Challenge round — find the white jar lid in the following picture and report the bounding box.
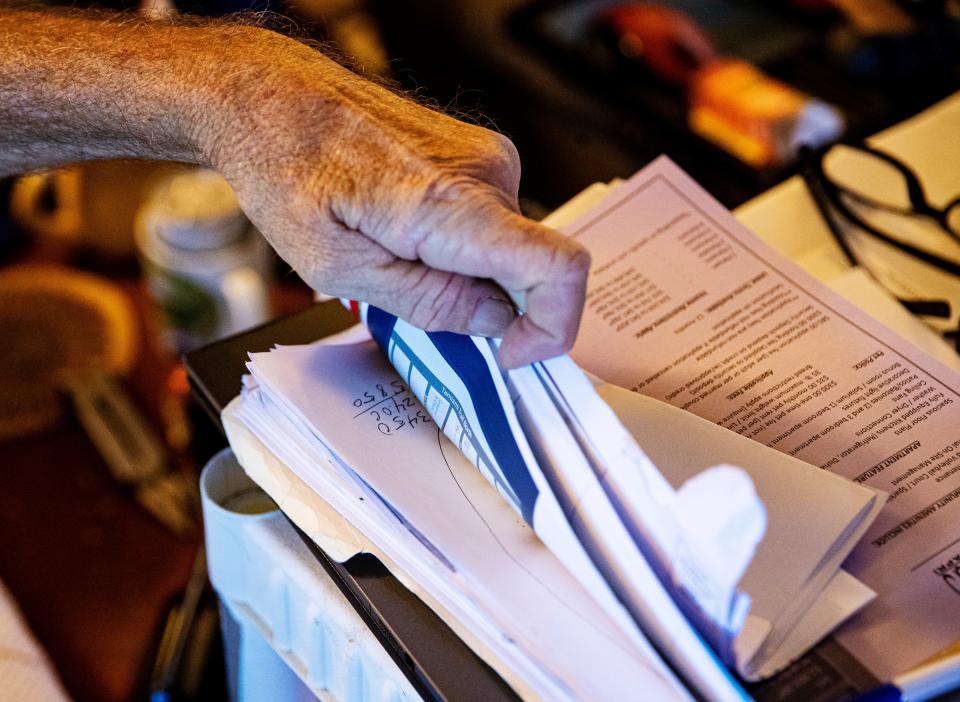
[146,168,249,252]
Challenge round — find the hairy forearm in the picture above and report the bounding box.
[0,8,354,177]
[0,6,591,365]
[1,8,203,173]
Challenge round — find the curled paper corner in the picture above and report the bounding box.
[667,465,766,666]
[675,464,767,592]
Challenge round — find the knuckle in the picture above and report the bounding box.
[567,244,593,274]
[417,172,507,227]
[400,172,477,252]
[553,241,592,277]
[424,171,475,202]
[483,131,520,166]
[477,131,521,187]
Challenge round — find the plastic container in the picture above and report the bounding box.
[200,448,418,702]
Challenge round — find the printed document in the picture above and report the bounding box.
[355,303,760,701]
[240,338,692,701]
[566,156,960,678]
[240,312,880,694]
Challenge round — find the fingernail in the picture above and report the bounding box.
[468,298,516,337]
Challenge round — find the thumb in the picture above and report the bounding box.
[408,192,591,367]
[344,255,518,338]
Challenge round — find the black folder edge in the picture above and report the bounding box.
[185,301,518,702]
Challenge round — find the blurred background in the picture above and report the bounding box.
[1,1,959,700]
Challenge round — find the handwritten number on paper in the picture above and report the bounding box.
[352,382,431,436]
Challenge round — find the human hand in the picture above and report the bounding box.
[195,29,590,368]
[0,11,588,366]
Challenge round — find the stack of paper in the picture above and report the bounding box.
[237,332,695,701]
[233,158,893,699]
[354,302,762,700]
[553,156,960,680]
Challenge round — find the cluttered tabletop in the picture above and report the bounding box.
[3,1,960,701]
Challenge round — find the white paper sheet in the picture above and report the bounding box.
[241,340,693,702]
[598,382,881,676]
[566,156,960,678]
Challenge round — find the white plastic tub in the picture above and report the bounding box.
[200,448,418,702]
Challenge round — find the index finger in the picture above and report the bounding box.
[412,194,592,367]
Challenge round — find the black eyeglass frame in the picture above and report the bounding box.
[817,142,960,235]
[800,141,960,281]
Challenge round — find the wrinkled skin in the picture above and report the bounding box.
[0,14,591,367]
[203,32,591,367]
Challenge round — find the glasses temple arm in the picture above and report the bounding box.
[800,158,859,268]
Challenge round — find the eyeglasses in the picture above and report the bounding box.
[800,142,960,334]
[812,143,960,238]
